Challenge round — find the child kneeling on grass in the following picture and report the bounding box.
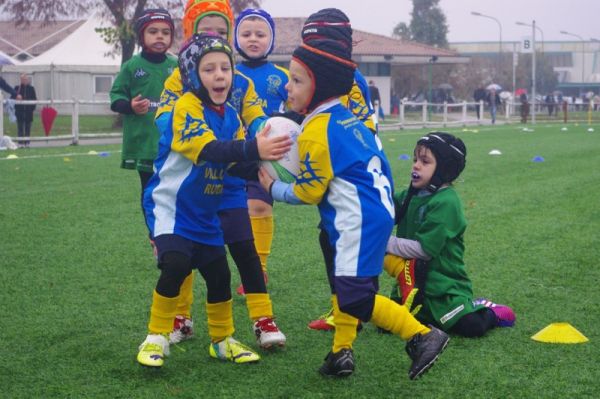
[136,33,291,368]
[384,132,515,337]
[258,36,449,380]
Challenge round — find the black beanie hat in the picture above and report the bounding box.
[416,132,466,192]
[292,38,356,113]
[301,8,353,50]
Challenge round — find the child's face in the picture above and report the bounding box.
[286,59,313,113]
[196,15,229,40]
[411,146,437,190]
[143,21,172,53]
[198,52,232,105]
[237,18,271,59]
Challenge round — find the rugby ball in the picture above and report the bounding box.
[260,116,301,183]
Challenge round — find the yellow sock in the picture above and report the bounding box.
[383,254,407,278]
[250,215,273,273]
[206,300,234,342]
[148,290,179,334]
[332,295,359,353]
[370,295,430,340]
[245,293,273,320]
[175,272,194,318]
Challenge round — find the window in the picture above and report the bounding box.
[546,53,573,68]
[94,75,113,94]
[356,62,390,76]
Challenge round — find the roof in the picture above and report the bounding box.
[0,16,464,67]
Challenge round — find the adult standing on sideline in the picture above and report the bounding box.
[473,87,486,119]
[13,73,36,147]
[485,88,500,124]
[368,80,384,121]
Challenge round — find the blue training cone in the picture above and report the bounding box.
[532,156,544,162]
[398,154,410,160]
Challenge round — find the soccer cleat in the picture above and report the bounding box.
[473,298,516,327]
[137,333,170,367]
[209,336,260,364]
[308,308,336,331]
[405,327,449,380]
[253,317,286,348]
[236,272,268,296]
[169,315,194,344]
[319,348,355,377]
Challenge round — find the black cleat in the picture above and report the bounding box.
[319,348,355,377]
[405,326,449,380]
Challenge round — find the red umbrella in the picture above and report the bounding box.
[515,88,527,97]
[41,106,58,136]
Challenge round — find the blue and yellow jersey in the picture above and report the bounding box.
[144,92,245,245]
[235,62,289,116]
[340,69,376,133]
[292,100,395,277]
[157,67,265,132]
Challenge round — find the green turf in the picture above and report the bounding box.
[1,123,599,398]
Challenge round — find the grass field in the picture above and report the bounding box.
[1,123,599,398]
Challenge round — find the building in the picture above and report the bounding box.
[0,17,467,114]
[450,40,600,96]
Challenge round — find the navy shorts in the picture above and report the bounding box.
[246,180,273,205]
[218,207,253,244]
[153,234,226,268]
[334,276,380,321]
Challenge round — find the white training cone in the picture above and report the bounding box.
[488,149,502,155]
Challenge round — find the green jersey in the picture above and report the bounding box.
[394,187,484,330]
[110,53,177,171]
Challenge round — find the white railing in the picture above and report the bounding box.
[0,96,119,145]
[380,99,598,131]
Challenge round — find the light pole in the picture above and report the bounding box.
[561,30,585,85]
[517,21,544,53]
[471,11,502,76]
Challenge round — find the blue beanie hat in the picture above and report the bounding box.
[234,8,275,60]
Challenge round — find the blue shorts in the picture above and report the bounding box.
[153,234,226,268]
[334,276,380,321]
[218,207,253,244]
[246,180,273,205]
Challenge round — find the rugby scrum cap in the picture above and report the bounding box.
[134,8,174,49]
[234,8,276,60]
[183,0,234,41]
[416,132,466,192]
[179,32,234,106]
[292,38,356,113]
[301,8,353,49]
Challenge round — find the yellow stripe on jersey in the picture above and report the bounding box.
[171,92,218,163]
[292,114,335,204]
[236,70,267,127]
[340,80,376,132]
[157,68,184,119]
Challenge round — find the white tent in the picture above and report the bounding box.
[2,16,122,114]
[19,15,120,68]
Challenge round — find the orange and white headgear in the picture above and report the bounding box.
[183,0,234,41]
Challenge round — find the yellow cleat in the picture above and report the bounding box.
[137,334,170,367]
[209,336,260,364]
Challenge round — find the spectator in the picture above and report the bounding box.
[473,87,486,119]
[485,88,501,124]
[12,73,37,148]
[520,93,529,124]
[545,93,555,116]
[368,80,384,121]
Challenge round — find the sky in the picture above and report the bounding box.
[261,0,600,43]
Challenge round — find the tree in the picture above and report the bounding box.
[392,0,448,48]
[0,0,263,64]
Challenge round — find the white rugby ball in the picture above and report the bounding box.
[260,116,301,183]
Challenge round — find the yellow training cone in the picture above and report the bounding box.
[531,323,589,344]
[6,154,18,159]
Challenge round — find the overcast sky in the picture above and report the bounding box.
[261,0,600,43]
